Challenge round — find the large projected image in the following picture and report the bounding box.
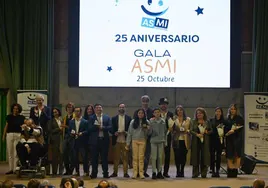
[79,0,230,87]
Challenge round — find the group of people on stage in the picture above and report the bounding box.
[2,94,244,179]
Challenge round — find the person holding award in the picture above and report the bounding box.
[209,107,227,177]
[110,103,132,178]
[225,104,244,178]
[126,109,150,179]
[190,107,212,178]
[69,107,89,176]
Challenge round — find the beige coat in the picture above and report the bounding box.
[171,117,191,149]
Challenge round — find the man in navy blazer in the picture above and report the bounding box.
[69,107,89,176]
[89,104,112,179]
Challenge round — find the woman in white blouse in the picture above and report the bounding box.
[172,105,191,177]
[48,107,64,175]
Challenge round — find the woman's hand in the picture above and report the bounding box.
[197,134,203,138]
[2,134,6,142]
[125,145,129,151]
[227,129,235,136]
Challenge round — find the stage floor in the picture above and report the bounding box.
[0,163,267,188]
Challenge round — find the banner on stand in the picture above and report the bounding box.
[244,92,268,162]
[17,90,48,118]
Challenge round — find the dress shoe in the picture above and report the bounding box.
[109,173,118,178]
[152,173,157,179]
[103,174,110,178]
[215,172,220,177]
[144,172,150,178]
[5,170,13,175]
[90,174,97,179]
[157,172,164,179]
[211,172,217,177]
[163,173,170,178]
[124,173,130,178]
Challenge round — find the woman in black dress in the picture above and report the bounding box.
[209,107,226,177]
[225,104,244,178]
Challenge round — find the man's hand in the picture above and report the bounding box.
[115,132,119,136]
[168,127,173,132]
[197,134,203,138]
[125,145,129,151]
[150,117,155,121]
[78,132,83,136]
[204,130,208,134]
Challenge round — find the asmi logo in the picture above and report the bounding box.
[141,0,169,29]
[256,96,268,110]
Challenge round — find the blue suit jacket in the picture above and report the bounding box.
[88,114,112,145]
[68,118,89,145]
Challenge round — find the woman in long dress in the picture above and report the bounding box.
[190,107,212,178]
[224,104,244,178]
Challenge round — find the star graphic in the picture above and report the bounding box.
[195,6,204,15]
[107,66,112,72]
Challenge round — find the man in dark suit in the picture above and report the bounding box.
[109,103,132,178]
[89,104,112,179]
[62,102,75,175]
[158,97,174,178]
[69,107,89,176]
[29,94,51,173]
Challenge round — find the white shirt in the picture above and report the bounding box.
[161,112,167,119]
[97,114,103,137]
[118,115,125,132]
[75,117,81,133]
[55,118,61,128]
[117,115,126,143]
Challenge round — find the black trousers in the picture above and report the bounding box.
[51,145,63,175]
[63,138,72,173]
[71,142,89,174]
[164,133,171,174]
[16,142,41,166]
[91,138,109,177]
[192,143,208,178]
[173,140,188,174]
[210,144,222,172]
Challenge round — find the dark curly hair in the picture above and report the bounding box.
[84,104,95,120]
[52,107,62,118]
[11,103,22,114]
